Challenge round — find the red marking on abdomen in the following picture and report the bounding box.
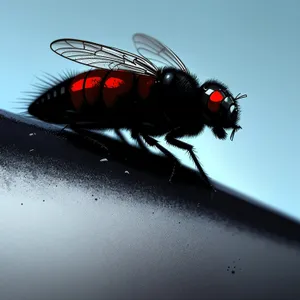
[70,70,108,110]
[137,75,156,99]
[84,70,107,106]
[105,77,124,88]
[70,73,86,110]
[102,71,134,108]
[69,70,155,111]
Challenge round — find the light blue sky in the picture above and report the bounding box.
[1,0,299,220]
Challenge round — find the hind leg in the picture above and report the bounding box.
[69,124,109,152]
[141,134,179,182]
[130,130,179,182]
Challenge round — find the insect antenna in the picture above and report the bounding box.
[235,93,247,100]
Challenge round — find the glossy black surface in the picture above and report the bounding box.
[0,110,300,300]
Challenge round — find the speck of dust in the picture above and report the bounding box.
[227,266,236,274]
[21,203,23,205]
[227,259,242,274]
[95,198,98,201]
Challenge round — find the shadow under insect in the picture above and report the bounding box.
[60,126,205,188]
[1,109,300,247]
[57,125,300,246]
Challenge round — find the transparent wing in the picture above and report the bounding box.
[132,33,188,72]
[50,38,158,76]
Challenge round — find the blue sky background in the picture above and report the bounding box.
[1,0,299,220]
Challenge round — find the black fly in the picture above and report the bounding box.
[24,33,247,192]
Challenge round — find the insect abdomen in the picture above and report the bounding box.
[69,70,143,111]
[70,69,106,111]
[136,74,156,100]
[69,69,157,112]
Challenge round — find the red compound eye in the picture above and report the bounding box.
[210,90,224,102]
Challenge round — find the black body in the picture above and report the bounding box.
[25,34,247,192]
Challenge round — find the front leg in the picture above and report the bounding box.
[140,133,180,183]
[133,122,180,183]
[165,126,216,192]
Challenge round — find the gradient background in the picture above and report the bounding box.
[1,0,299,221]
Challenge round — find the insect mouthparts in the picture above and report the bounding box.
[230,125,242,141]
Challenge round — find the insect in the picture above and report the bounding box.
[25,33,247,191]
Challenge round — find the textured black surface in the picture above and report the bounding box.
[1,109,300,300]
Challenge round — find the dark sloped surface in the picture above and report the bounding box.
[0,109,300,300]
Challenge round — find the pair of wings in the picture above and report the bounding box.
[50,33,188,77]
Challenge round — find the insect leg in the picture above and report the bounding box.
[69,124,109,152]
[114,129,128,144]
[131,130,149,151]
[140,134,179,183]
[59,124,69,134]
[165,128,216,192]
